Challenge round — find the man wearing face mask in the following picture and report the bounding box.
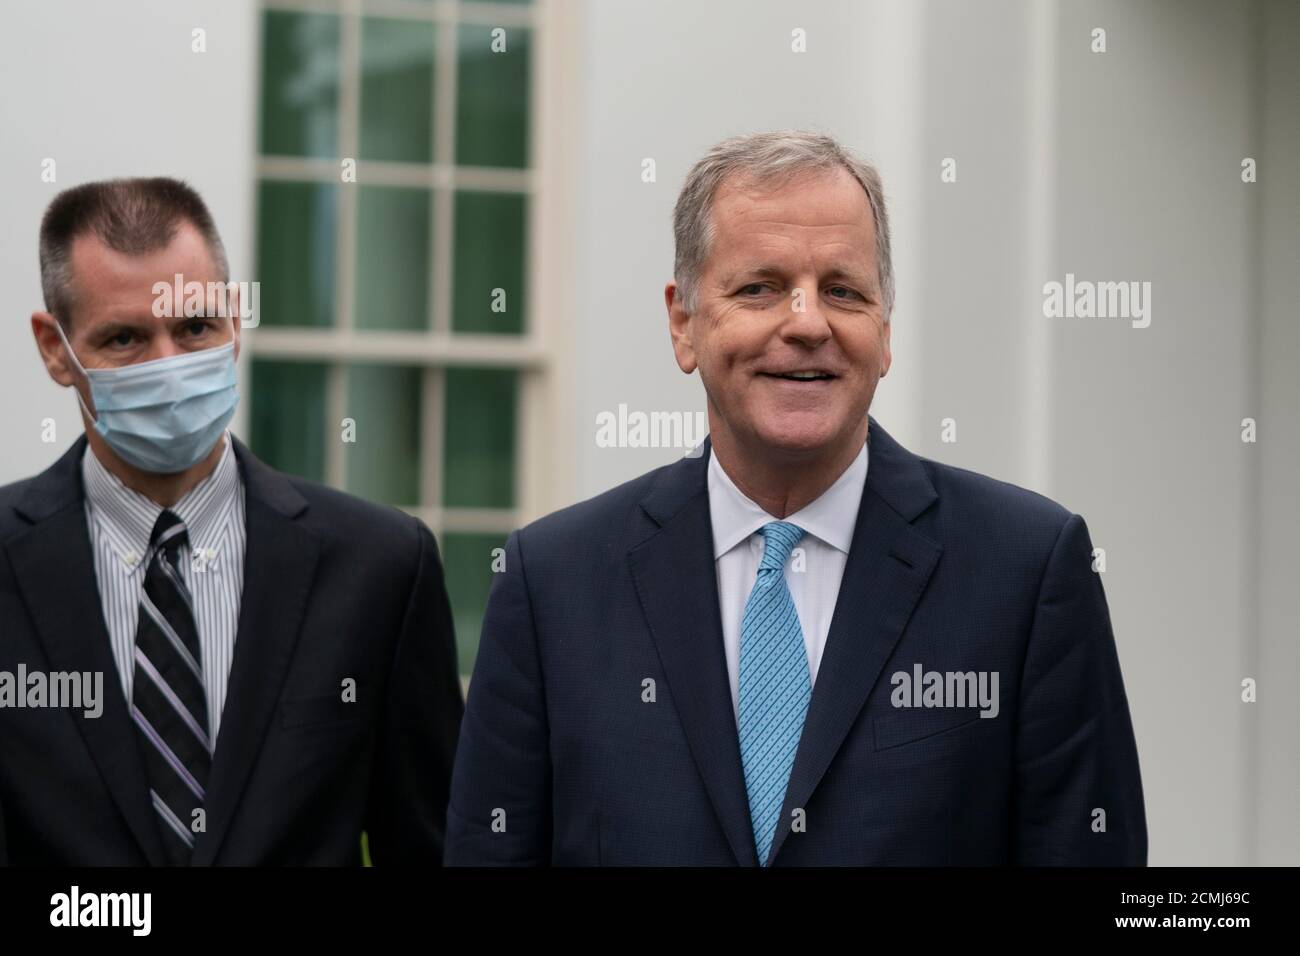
[0,177,464,865]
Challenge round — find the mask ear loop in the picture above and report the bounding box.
[51,318,99,423]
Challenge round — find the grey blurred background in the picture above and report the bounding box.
[1,0,1296,866]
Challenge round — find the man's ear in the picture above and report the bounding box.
[227,285,242,360]
[31,312,79,388]
[665,281,697,374]
[879,317,892,378]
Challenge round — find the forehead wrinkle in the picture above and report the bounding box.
[724,212,873,232]
[713,215,874,258]
[714,211,873,246]
[713,177,875,231]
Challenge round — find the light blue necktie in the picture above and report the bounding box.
[738,520,811,866]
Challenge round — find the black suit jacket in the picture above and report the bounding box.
[446,416,1147,865]
[0,435,463,865]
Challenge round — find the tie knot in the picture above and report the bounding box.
[150,509,189,558]
[758,521,804,572]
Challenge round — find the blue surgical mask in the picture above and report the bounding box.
[54,321,239,474]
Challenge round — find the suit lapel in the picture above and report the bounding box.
[190,437,319,865]
[7,437,166,865]
[766,416,942,864]
[627,441,759,867]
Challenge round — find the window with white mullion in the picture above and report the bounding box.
[325,362,349,488]
[337,0,362,333]
[261,0,539,29]
[251,0,545,681]
[258,157,532,192]
[420,365,444,513]
[431,0,457,336]
[250,330,546,366]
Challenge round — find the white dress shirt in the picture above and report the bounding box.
[82,433,246,741]
[708,440,869,723]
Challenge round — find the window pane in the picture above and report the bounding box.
[359,17,435,164]
[344,364,422,506]
[452,191,526,335]
[256,180,337,328]
[355,185,431,331]
[249,360,327,481]
[455,23,531,169]
[260,10,340,158]
[440,532,508,678]
[443,368,516,508]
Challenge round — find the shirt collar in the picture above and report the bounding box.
[707,438,869,560]
[82,432,241,553]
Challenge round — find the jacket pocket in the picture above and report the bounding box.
[872,708,985,752]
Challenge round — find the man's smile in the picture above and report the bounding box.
[757,368,838,382]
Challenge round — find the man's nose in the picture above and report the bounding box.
[779,285,833,344]
[143,337,187,362]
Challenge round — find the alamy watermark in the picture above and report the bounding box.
[1042,272,1151,329]
[152,272,260,328]
[595,403,708,450]
[50,886,150,936]
[0,665,103,718]
[890,663,999,719]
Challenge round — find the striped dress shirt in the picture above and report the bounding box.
[82,433,246,743]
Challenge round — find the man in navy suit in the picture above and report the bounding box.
[445,130,1146,866]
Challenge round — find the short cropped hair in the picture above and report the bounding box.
[39,177,229,328]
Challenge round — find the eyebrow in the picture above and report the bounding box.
[92,314,223,340]
[721,264,877,288]
[91,320,153,341]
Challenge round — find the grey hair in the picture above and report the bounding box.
[671,130,894,317]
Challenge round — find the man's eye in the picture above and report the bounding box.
[186,320,211,337]
[828,286,860,300]
[739,283,769,296]
[109,332,134,347]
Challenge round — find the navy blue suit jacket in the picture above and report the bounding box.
[445,416,1147,865]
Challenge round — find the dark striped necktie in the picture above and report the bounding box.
[131,509,211,865]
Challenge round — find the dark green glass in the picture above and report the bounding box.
[256,180,338,328]
[248,360,328,481]
[359,17,436,163]
[442,368,517,508]
[452,191,526,334]
[355,185,431,331]
[440,532,509,677]
[343,364,422,506]
[455,23,531,169]
[260,10,341,158]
